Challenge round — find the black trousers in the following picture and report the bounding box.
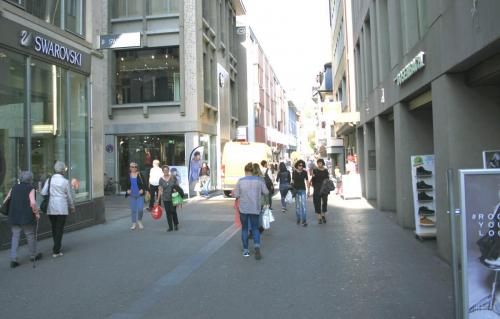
[313,192,328,214]
[149,185,159,208]
[48,215,67,254]
[163,201,179,230]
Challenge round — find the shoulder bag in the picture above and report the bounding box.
[40,176,52,214]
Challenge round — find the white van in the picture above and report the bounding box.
[221,142,272,197]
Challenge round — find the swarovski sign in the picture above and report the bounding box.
[20,30,82,67]
[394,51,425,86]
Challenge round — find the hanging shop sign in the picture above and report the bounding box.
[411,155,436,239]
[459,169,500,318]
[98,32,141,49]
[394,51,425,86]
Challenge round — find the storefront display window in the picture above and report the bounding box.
[31,59,67,191]
[69,71,89,201]
[0,48,27,204]
[117,135,185,190]
[115,47,180,104]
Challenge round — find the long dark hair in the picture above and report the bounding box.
[279,162,287,172]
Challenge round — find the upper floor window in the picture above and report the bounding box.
[115,47,180,104]
[112,0,142,18]
[148,0,180,15]
[6,0,85,36]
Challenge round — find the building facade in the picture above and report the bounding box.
[236,23,288,160]
[0,0,106,248]
[351,0,500,262]
[103,0,244,194]
[328,0,360,172]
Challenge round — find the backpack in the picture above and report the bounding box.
[264,169,274,192]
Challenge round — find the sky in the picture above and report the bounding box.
[242,0,332,107]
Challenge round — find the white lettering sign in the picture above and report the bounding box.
[394,51,425,86]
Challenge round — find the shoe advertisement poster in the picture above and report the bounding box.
[459,169,500,318]
[411,155,436,238]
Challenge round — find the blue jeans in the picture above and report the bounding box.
[201,177,210,196]
[295,190,307,223]
[129,196,144,223]
[10,224,36,261]
[240,212,261,251]
[279,187,290,209]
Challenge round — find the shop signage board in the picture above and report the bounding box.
[459,169,500,318]
[394,51,425,86]
[411,155,436,238]
[483,150,500,169]
[98,32,141,49]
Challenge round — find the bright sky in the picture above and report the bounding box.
[242,0,332,107]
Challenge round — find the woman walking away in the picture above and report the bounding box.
[41,161,75,258]
[276,162,291,212]
[158,165,180,232]
[292,160,309,227]
[125,162,146,230]
[309,158,330,224]
[6,171,42,268]
[199,162,210,197]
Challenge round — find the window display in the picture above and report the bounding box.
[411,154,436,238]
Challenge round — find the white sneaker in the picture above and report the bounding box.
[137,221,144,229]
[130,223,137,230]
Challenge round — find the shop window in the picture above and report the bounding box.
[115,47,180,104]
[69,71,89,201]
[117,135,185,190]
[112,0,142,18]
[65,0,84,36]
[30,60,67,191]
[148,0,180,15]
[0,48,27,203]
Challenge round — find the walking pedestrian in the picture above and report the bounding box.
[260,160,274,209]
[158,165,180,232]
[276,162,291,212]
[199,162,210,197]
[148,159,163,211]
[291,160,309,227]
[125,162,146,230]
[6,171,42,268]
[41,161,75,257]
[309,158,330,224]
[234,162,269,260]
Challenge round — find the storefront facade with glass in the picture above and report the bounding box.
[0,1,106,248]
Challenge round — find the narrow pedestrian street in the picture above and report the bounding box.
[0,194,453,319]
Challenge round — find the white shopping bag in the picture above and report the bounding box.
[262,207,274,229]
[285,190,293,203]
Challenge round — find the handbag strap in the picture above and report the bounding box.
[47,176,52,197]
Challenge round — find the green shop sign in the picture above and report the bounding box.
[394,51,425,86]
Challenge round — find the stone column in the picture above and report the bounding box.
[375,115,396,211]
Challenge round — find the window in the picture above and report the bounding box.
[148,0,180,15]
[68,71,89,201]
[0,48,27,203]
[117,135,185,190]
[26,0,61,27]
[112,0,142,18]
[203,52,212,104]
[115,47,180,104]
[401,0,428,53]
[66,0,84,35]
[30,59,67,191]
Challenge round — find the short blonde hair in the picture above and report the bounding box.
[153,159,160,166]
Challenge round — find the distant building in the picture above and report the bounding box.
[236,23,288,160]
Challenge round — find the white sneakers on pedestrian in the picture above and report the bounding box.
[130,223,137,230]
[52,252,63,258]
[137,221,144,229]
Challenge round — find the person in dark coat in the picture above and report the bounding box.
[6,171,41,268]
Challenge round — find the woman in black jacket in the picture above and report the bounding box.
[5,171,41,268]
[124,162,146,230]
[276,162,291,212]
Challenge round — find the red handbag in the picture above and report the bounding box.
[151,204,163,220]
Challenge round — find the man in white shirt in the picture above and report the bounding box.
[148,160,163,210]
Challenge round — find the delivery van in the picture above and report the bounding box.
[221,141,272,197]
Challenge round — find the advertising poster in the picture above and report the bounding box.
[484,151,500,169]
[411,155,436,238]
[460,169,500,318]
[188,146,204,197]
[169,166,189,198]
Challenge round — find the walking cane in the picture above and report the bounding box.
[33,217,39,269]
